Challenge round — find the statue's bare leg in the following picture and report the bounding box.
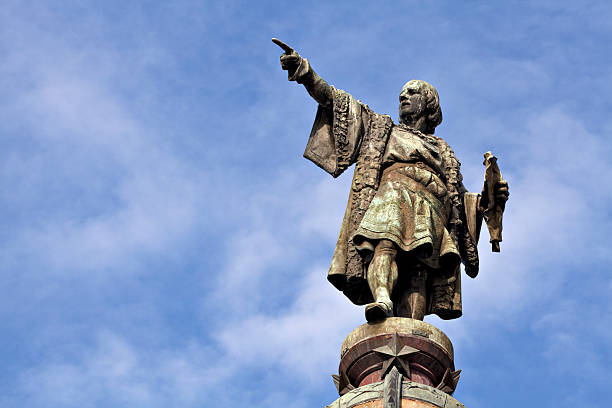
[365,239,397,322]
[396,263,428,320]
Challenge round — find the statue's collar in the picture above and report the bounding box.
[396,123,439,144]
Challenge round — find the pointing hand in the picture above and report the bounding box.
[272,38,302,73]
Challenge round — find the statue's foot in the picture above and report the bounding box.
[365,301,392,322]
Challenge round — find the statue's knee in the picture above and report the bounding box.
[374,239,397,257]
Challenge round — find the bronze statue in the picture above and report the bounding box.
[273,39,509,322]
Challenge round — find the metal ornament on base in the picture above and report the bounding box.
[327,318,463,408]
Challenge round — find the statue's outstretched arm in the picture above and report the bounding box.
[273,38,332,108]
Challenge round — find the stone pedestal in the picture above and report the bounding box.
[326,381,464,408]
[327,318,464,408]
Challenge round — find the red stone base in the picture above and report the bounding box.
[335,318,459,394]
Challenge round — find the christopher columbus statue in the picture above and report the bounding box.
[273,39,509,323]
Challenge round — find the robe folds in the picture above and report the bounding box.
[304,87,483,320]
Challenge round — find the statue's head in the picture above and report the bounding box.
[398,80,442,133]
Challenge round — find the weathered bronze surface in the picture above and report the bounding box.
[325,380,465,408]
[273,38,509,323]
[341,318,454,360]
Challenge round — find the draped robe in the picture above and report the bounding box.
[304,87,483,320]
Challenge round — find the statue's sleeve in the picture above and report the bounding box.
[303,87,365,178]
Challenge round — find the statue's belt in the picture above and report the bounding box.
[382,162,447,199]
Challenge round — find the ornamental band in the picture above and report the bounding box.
[273,39,508,322]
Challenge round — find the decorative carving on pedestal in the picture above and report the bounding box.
[382,367,403,408]
[331,318,461,406]
[373,333,419,380]
[326,381,465,408]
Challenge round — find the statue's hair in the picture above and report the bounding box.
[400,80,443,132]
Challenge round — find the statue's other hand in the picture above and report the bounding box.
[272,38,302,72]
[494,180,509,204]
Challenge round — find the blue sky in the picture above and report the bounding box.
[1,1,611,407]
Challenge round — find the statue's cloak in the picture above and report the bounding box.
[304,87,482,320]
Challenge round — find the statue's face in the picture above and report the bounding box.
[399,81,427,125]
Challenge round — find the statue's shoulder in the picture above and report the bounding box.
[351,99,391,120]
[429,131,447,141]
[432,134,452,149]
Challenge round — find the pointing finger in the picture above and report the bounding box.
[272,38,295,54]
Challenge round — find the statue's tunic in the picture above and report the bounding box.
[304,87,481,320]
[354,127,461,271]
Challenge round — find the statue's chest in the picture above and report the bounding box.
[383,127,442,169]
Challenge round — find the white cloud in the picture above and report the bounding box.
[16,331,228,408]
[215,266,361,381]
[1,32,206,273]
[19,332,153,407]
